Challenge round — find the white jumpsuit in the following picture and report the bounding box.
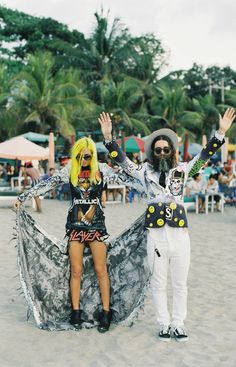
[104,131,224,328]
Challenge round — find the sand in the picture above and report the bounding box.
[0,198,235,367]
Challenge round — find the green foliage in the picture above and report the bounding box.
[7,52,94,136]
[0,5,86,70]
[165,63,236,102]
[0,5,235,145]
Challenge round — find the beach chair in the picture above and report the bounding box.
[183,195,199,213]
[205,193,224,214]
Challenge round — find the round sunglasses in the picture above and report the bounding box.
[153,147,171,155]
[83,154,92,161]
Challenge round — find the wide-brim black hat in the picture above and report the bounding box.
[144,128,178,161]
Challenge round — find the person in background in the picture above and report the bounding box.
[132,153,141,165]
[217,170,233,188]
[23,162,42,212]
[185,173,206,212]
[38,162,45,176]
[206,174,221,212]
[41,168,57,198]
[202,161,214,183]
[41,167,56,180]
[223,156,233,175]
[0,163,8,182]
[229,174,236,187]
[106,165,124,202]
[6,163,15,182]
[129,154,142,203]
[214,160,223,174]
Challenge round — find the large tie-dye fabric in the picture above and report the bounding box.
[15,208,150,330]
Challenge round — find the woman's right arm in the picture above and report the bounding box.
[99,162,145,194]
[14,164,70,209]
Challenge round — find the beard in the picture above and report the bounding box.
[152,155,175,172]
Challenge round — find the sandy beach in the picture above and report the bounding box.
[0,198,236,367]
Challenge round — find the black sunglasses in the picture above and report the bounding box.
[83,154,92,161]
[153,147,171,155]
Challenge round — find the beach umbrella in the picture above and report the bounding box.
[21,131,50,143]
[116,135,145,153]
[0,136,49,160]
[179,143,202,157]
[48,132,55,168]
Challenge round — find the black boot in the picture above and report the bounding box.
[70,309,83,329]
[97,309,111,333]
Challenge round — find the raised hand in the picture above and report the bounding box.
[98,112,113,140]
[219,108,235,134]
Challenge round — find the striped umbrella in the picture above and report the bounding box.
[116,135,145,153]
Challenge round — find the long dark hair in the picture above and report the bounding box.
[151,135,177,171]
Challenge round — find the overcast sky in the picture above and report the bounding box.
[1,0,236,75]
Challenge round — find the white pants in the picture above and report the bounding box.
[147,226,190,328]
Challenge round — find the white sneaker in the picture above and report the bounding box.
[172,326,189,343]
[158,325,171,342]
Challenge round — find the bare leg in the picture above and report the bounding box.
[113,189,117,201]
[35,196,42,212]
[198,198,204,212]
[69,241,84,310]
[102,190,106,207]
[216,199,220,211]
[52,189,57,199]
[90,240,110,311]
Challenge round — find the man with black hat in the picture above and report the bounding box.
[99,108,235,342]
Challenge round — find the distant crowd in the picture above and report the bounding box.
[185,159,236,211]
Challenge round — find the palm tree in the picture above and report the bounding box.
[80,9,130,105]
[83,10,166,105]
[0,63,23,140]
[147,82,230,142]
[9,52,93,136]
[148,82,190,135]
[99,76,151,136]
[183,94,232,141]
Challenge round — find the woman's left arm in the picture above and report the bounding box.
[17,163,71,203]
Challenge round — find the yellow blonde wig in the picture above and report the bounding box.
[70,137,101,187]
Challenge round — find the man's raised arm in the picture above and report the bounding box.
[187,108,235,177]
[98,112,145,182]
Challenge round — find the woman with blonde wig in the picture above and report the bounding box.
[67,137,111,332]
[15,137,112,332]
[14,134,149,332]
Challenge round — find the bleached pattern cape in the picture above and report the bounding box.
[15,163,149,330]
